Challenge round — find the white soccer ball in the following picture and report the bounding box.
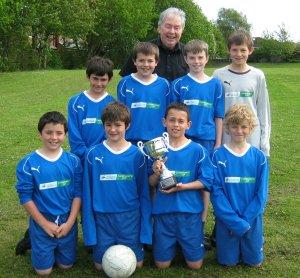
[102,244,137,278]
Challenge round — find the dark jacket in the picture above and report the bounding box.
[119,38,188,81]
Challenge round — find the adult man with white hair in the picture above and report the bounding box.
[120,7,188,81]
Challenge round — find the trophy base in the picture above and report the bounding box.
[159,176,177,190]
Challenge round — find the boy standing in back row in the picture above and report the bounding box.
[213,29,271,157]
[68,56,115,161]
[171,39,224,226]
[117,42,170,145]
[171,39,224,155]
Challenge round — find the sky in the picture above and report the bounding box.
[193,0,299,42]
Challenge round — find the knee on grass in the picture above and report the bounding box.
[35,267,52,276]
[247,262,262,268]
[220,263,238,267]
[94,262,102,271]
[186,259,203,270]
[155,260,171,269]
[136,261,143,268]
[57,263,73,270]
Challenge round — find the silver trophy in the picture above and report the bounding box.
[138,132,177,190]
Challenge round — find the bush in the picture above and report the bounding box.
[0,37,40,71]
[47,50,63,69]
[251,38,297,63]
[58,47,87,69]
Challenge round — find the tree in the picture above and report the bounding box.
[251,37,296,62]
[0,0,96,70]
[0,0,34,70]
[216,8,251,41]
[54,0,96,69]
[86,0,155,67]
[251,24,296,62]
[261,30,275,40]
[29,0,95,69]
[275,23,290,42]
[210,23,227,59]
[29,0,63,68]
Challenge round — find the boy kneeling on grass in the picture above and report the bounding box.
[82,102,152,271]
[211,104,269,267]
[149,102,213,269]
[15,111,82,275]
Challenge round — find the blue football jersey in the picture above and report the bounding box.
[117,74,170,141]
[171,74,224,140]
[16,149,82,216]
[151,140,213,214]
[82,141,152,246]
[68,91,115,159]
[211,144,268,236]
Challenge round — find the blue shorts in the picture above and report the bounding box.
[216,215,264,265]
[29,213,77,270]
[153,213,204,262]
[186,137,215,156]
[93,209,144,263]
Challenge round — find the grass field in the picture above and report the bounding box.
[0,63,299,277]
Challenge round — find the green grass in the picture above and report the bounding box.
[0,64,299,277]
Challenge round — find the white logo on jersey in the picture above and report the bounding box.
[95,156,104,163]
[31,166,40,173]
[184,99,199,106]
[126,88,134,95]
[217,160,227,167]
[82,118,96,124]
[77,105,85,111]
[181,85,189,91]
[100,174,117,180]
[131,102,147,108]
[225,91,240,98]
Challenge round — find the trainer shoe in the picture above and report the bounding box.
[204,235,213,251]
[15,229,31,256]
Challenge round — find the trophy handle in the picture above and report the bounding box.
[137,141,150,159]
[162,132,170,148]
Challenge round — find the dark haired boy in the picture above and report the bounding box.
[82,102,152,271]
[15,57,114,255]
[68,56,115,161]
[15,111,82,275]
[149,102,213,270]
